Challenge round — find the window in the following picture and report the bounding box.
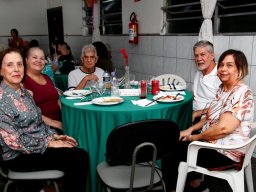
[163,0,202,34]
[216,0,256,33]
[163,0,256,35]
[100,0,122,35]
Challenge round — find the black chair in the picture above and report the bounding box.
[97,119,180,192]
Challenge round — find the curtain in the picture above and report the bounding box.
[92,1,101,42]
[199,0,217,43]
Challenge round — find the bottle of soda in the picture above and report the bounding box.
[140,80,147,99]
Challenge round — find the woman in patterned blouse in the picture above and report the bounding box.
[162,49,254,192]
[0,48,89,192]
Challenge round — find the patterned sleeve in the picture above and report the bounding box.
[0,113,49,155]
[222,86,254,122]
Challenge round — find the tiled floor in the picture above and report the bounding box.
[1,158,256,191]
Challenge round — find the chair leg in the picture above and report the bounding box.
[229,173,245,192]
[52,181,60,192]
[176,162,188,192]
[4,180,13,192]
[245,163,254,192]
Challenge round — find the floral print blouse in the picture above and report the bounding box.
[202,83,254,162]
[0,82,56,161]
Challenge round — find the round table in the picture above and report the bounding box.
[61,91,193,192]
[54,74,68,91]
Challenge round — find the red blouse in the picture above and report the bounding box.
[24,74,61,121]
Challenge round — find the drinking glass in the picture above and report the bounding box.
[95,82,106,97]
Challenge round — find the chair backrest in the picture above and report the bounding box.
[105,119,180,165]
[154,74,186,88]
[242,134,256,169]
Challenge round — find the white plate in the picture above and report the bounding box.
[63,90,92,97]
[159,85,185,91]
[92,97,124,105]
[153,95,184,103]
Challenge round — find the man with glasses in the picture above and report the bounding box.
[68,44,104,90]
[192,41,221,123]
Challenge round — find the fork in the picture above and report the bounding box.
[171,79,176,90]
[173,93,180,100]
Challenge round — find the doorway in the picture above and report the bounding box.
[47,7,64,54]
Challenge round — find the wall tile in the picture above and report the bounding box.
[163,57,177,74]
[176,58,191,84]
[213,36,230,61]
[177,36,193,59]
[141,55,153,73]
[163,36,177,57]
[140,36,152,55]
[252,36,256,66]
[151,36,164,56]
[150,56,164,76]
[229,36,253,66]
[250,66,256,95]
[190,59,197,84]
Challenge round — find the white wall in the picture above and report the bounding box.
[0,0,48,36]
[122,0,164,34]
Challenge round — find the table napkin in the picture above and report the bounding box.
[131,99,157,107]
[66,96,84,100]
[159,91,186,96]
[119,89,140,96]
[74,102,92,106]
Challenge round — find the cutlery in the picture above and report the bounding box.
[167,78,172,89]
[145,96,164,106]
[173,93,180,100]
[171,79,176,90]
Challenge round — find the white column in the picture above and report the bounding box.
[92,1,101,42]
[198,0,217,43]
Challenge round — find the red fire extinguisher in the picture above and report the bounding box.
[129,12,139,44]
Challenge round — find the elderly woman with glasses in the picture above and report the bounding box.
[162,49,254,192]
[68,44,104,90]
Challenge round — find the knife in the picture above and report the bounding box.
[145,96,164,106]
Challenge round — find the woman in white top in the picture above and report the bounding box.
[68,44,104,90]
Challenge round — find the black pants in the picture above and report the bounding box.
[4,147,89,192]
[161,141,236,191]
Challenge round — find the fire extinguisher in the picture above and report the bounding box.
[129,12,139,44]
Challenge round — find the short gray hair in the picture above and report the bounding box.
[81,44,97,58]
[193,40,214,53]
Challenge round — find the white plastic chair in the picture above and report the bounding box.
[176,134,256,192]
[0,167,64,192]
[154,74,187,88]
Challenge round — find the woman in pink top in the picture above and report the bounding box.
[23,47,62,133]
[162,49,254,192]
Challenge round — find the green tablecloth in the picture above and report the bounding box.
[61,91,193,192]
[54,74,68,91]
